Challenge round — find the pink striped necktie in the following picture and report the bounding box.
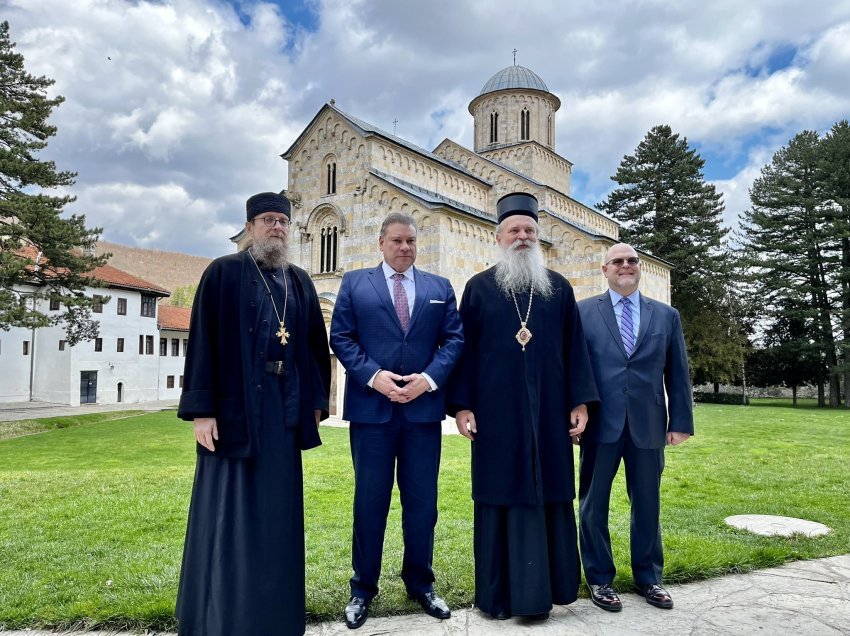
[392,272,410,332]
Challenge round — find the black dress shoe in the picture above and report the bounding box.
[491,609,511,620]
[589,583,623,612]
[409,591,451,619]
[635,583,674,609]
[344,596,369,629]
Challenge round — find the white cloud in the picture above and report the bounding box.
[4,0,850,256]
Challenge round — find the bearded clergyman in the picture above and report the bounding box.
[176,191,331,636]
[448,192,599,622]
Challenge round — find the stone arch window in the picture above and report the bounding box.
[489,111,499,143]
[325,157,337,195]
[547,115,552,146]
[307,205,345,275]
[520,108,530,141]
[320,222,338,273]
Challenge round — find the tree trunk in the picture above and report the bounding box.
[818,379,825,407]
[792,385,798,406]
[713,382,719,394]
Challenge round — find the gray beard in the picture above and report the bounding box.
[495,240,554,299]
[251,236,290,270]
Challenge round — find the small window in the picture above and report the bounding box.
[159,337,167,356]
[327,162,337,195]
[23,341,30,355]
[141,294,156,318]
[92,295,105,313]
[50,298,60,311]
[167,375,175,389]
[547,114,552,146]
[117,298,127,315]
[94,338,103,352]
[490,111,499,143]
[179,375,184,388]
[117,338,124,353]
[145,335,154,355]
[59,340,66,351]
[171,338,179,356]
[183,338,188,357]
[139,335,144,354]
[520,108,530,141]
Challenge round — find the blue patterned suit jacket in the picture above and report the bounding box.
[330,263,464,424]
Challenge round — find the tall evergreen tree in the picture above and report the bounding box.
[739,130,840,406]
[818,120,850,407]
[0,20,107,344]
[599,124,740,385]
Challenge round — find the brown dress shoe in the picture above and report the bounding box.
[589,583,623,612]
[635,583,674,609]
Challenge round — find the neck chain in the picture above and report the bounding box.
[511,282,534,352]
[249,249,290,345]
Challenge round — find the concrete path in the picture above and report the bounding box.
[2,555,848,635]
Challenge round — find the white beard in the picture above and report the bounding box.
[251,235,290,270]
[495,239,554,299]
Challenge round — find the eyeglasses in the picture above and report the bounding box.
[254,216,290,229]
[605,257,640,267]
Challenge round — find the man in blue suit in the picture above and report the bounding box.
[330,212,464,629]
[578,242,693,612]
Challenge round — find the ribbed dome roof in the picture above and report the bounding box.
[479,65,550,95]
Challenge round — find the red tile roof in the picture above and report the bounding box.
[9,245,168,295]
[158,305,192,331]
[88,264,169,295]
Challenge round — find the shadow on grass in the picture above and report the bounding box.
[746,398,841,410]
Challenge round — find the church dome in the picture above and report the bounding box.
[478,65,550,96]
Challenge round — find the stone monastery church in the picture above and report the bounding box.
[234,64,673,409]
[236,63,672,313]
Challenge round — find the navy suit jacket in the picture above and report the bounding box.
[330,263,464,424]
[578,292,693,449]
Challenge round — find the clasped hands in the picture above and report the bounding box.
[373,370,429,403]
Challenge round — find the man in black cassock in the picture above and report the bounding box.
[176,192,331,636]
[448,192,599,621]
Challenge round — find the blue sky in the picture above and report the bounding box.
[5,0,850,257]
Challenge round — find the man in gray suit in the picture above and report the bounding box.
[577,243,693,612]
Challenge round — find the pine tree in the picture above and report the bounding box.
[0,20,108,343]
[599,124,740,385]
[740,130,840,406]
[818,120,850,407]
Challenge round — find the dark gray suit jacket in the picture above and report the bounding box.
[578,291,693,449]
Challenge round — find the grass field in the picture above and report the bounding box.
[0,401,848,630]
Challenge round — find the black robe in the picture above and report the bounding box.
[448,267,598,616]
[176,256,330,636]
[448,267,598,505]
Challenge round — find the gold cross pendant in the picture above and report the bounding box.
[276,323,290,345]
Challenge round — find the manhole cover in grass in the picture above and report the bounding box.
[725,514,831,537]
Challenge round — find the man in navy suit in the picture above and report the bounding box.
[578,243,693,612]
[330,212,464,629]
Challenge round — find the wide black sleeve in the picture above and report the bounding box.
[446,281,478,416]
[563,283,600,410]
[177,261,222,420]
[305,273,331,421]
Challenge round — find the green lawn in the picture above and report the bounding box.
[0,402,848,630]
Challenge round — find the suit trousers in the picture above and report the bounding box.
[349,407,442,601]
[578,420,665,585]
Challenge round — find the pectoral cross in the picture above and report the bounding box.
[276,322,290,345]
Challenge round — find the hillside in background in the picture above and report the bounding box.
[96,242,213,302]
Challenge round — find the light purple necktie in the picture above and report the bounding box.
[392,273,410,332]
[620,296,635,357]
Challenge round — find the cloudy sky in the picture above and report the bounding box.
[6,0,850,257]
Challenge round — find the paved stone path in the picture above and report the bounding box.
[3,555,848,635]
